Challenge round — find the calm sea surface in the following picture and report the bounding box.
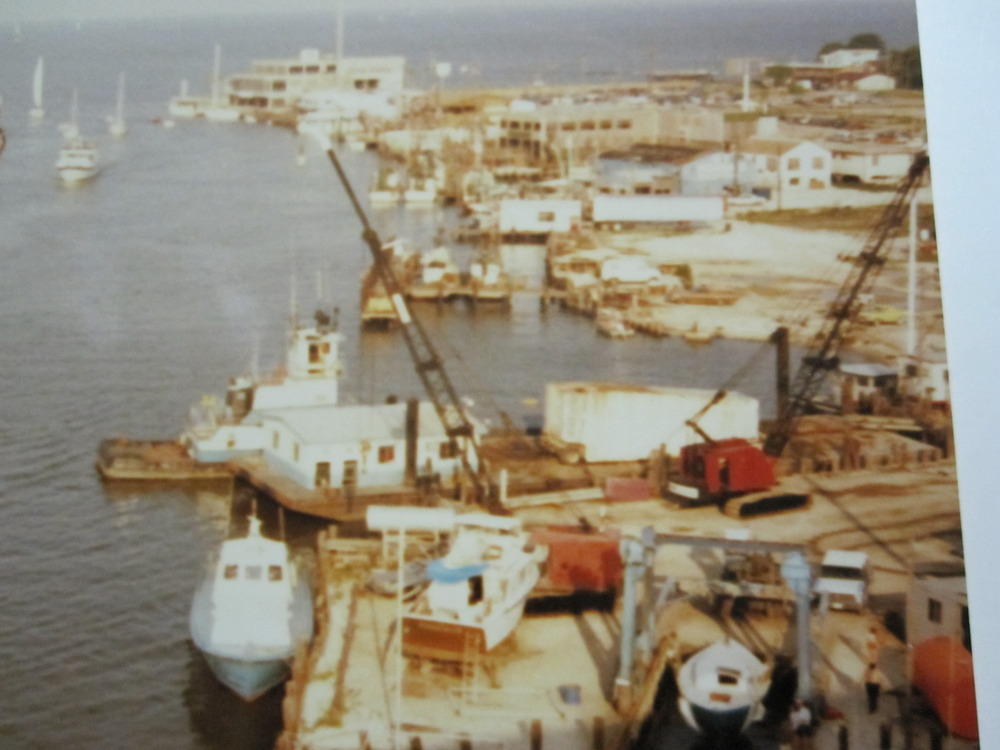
[0,3,918,748]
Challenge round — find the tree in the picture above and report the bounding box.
[819,41,845,57]
[888,45,923,89]
[765,65,794,87]
[847,33,886,51]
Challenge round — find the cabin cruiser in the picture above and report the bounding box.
[402,514,547,660]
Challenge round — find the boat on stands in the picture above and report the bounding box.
[57,90,99,184]
[96,307,344,480]
[402,514,548,660]
[675,639,771,741]
[189,515,313,701]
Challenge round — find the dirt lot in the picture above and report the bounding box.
[597,219,947,365]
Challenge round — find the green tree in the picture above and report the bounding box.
[765,64,794,87]
[847,33,886,51]
[888,45,923,89]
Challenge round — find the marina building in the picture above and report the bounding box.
[825,141,924,185]
[255,400,477,491]
[741,137,832,198]
[225,48,406,113]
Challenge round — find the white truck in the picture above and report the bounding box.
[813,550,870,612]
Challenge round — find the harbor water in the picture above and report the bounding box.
[0,3,919,748]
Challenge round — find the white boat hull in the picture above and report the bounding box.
[675,639,770,739]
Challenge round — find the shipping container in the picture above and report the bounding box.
[591,194,724,226]
[542,382,760,463]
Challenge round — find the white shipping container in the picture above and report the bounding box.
[543,382,760,462]
[499,199,582,234]
[592,195,724,224]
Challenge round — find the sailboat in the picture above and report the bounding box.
[56,89,99,184]
[107,72,127,137]
[203,43,239,122]
[30,57,44,120]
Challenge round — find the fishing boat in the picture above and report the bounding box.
[56,90,99,184]
[189,516,313,701]
[596,308,635,338]
[96,306,344,479]
[675,639,771,740]
[107,72,127,137]
[369,164,402,206]
[402,514,548,660]
[30,56,44,119]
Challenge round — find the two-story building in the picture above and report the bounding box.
[226,48,406,114]
[742,138,832,204]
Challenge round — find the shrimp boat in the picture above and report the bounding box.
[402,514,548,660]
[189,516,313,701]
[676,639,771,740]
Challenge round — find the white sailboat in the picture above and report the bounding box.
[203,43,239,122]
[30,57,45,120]
[56,89,99,184]
[107,72,127,137]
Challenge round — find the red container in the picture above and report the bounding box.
[530,526,623,596]
[912,636,978,740]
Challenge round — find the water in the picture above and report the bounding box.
[0,3,920,748]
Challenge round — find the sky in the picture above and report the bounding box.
[2,0,915,24]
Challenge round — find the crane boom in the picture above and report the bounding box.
[325,147,487,497]
[762,151,930,457]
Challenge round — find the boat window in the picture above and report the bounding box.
[378,445,395,463]
[440,441,458,459]
[717,668,741,686]
[224,564,239,580]
[469,575,484,605]
[245,565,263,581]
[269,565,283,582]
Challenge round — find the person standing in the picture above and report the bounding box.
[864,662,883,714]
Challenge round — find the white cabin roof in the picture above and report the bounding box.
[262,401,452,445]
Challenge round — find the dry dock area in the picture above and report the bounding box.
[278,461,970,750]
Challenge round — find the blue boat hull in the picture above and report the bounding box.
[202,652,292,702]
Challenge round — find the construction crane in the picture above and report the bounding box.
[325,146,490,503]
[762,150,930,456]
[666,152,930,517]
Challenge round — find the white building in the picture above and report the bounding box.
[591,194,724,227]
[907,566,970,647]
[226,49,406,113]
[818,48,881,69]
[743,138,832,203]
[498,198,582,239]
[826,142,921,185]
[256,400,477,491]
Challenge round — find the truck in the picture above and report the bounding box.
[812,549,870,612]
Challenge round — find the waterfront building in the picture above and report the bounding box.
[824,140,923,185]
[741,137,832,200]
[225,48,406,114]
[254,401,477,492]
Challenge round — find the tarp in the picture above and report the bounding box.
[912,636,978,740]
[427,558,486,584]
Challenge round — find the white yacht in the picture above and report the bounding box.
[402,514,547,660]
[57,90,99,184]
[189,516,313,701]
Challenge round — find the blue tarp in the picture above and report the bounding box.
[427,558,486,583]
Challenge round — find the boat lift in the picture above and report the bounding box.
[613,529,813,713]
